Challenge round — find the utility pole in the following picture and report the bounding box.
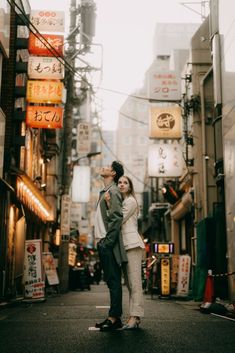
[58,0,77,293]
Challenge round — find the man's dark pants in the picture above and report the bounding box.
[98,244,122,318]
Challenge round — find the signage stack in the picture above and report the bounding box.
[26,10,65,129]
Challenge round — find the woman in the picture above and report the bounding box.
[105,175,145,329]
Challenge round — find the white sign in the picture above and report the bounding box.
[23,239,45,300]
[72,166,91,203]
[60,195,71,236]
[30,10,65,33]
[148,143,185,177]
[77,122,91,155]
[176,255,191,297]
[28,56,64,80]
[42,252,59,285]
[148,70,181,101]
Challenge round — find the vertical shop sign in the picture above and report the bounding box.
[23,239,45,300]
[60,195,71,237]
[77,122,91,155]
[160,257,171,296]
[176,255,191,297]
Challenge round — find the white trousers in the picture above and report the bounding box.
[124,247,144,317]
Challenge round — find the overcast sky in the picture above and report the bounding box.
[29,0,203,130]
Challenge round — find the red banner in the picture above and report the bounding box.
[28,32,64,57]
[26,105,63,129]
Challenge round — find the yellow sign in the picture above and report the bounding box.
[149,106,182,139]
[26,80,63,104]
[160,258,170,296]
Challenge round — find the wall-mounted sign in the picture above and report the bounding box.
[28,56,64,80]
[148,143,185,177]
[28,32,64,57]
[27,80,63,104]
[60,195,71,236]
[30,10,65,33]
[148,70,181,101]
[26,105,63,129]
[149,106,182,139]
[77,122,91,155]
[72,166,91,203]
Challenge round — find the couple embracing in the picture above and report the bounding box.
[94,160,145,332]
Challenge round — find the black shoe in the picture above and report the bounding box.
[100,318,122,332]
[95,318,109,328]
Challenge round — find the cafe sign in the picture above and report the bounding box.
[28,56,64,80]
[26,105,63,129]
[28,32,64,57]
[27,80,63,104]
[149,106,182,139]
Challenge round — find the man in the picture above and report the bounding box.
[94,161,127,331]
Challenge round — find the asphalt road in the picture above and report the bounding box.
[0,283,234,353]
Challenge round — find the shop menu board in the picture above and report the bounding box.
[42,252,59,286]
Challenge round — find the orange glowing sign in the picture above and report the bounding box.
[26,80,63,104]
[26,105,63,129]
[28,32,64,57]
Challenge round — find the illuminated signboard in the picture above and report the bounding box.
[28,32,64,57]
[28,56,64,80]
[148,142,185,177]
[153,242,174,254]
[30,10,65,33]
[26,105,63,129]
[149,106,182,139]
[26,80,63,104]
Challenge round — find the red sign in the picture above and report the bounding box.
[28,32,64,57]
[26,105,63,129]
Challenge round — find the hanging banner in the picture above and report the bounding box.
[148,70,181,101]
[149,106,182,139]
[148,143,185,177]
[23,239,45,301]
[26,80,63,104]
[30,10,65,33]
[26,105,63,129]
[42,252,59,286]
[28,32,64,57]
[176,255,191,297]
[28,56,64,80]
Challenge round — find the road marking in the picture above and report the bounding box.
[96,306,110,309]
[88,327,100,331]
[211,313,235,322]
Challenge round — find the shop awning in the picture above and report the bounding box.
[16,172,54,222]
[170,192,193,221]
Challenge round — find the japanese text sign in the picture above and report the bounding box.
[28,56,64,80]
[148,143,185,177]
[30,10,65,33]
[148,70,181,101]
[27,80,63,104]
[77,122,91,155]
[28,32,64,57]
[26,105,63,129]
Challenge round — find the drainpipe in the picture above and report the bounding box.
[199,66,213,219]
